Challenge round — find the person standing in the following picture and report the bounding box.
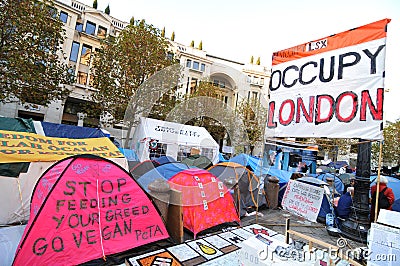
[370,176,395,222]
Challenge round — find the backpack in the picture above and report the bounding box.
[372,187,391,209]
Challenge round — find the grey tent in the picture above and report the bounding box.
[208,162,265,217]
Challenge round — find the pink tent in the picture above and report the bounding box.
[13,155,169,265]
[168,168,240,237]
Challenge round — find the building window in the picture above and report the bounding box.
[59,11,68,23]
[201,63,205,72]
[190,78,197,94]
[77,71,88,85]
[247,75,252,83]
[260,77,264,85]
[85,21,96,35]
[192,61,199,70]
[220,81,225,88]
[80,44,92,65]
[97,26,107,38]
[186,59,191,68]
[89,74,94,87]
[167,52,174,61]
[252,91,258,100]
[186,77,190,94]
[47,6,57,19]
[224,96,228,104]
[253,76,259,84]
[75,22,83,32]
[69,41,80,62]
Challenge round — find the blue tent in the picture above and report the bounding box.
[137,163,190,192]
[154,156,177,165]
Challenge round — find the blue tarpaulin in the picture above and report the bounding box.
[229,153,292,183]
[41,122,106,138]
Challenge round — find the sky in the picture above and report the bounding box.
[79,0,400,122]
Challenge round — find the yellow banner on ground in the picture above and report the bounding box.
[0,130,123,163]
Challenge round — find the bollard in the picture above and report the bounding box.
[265,175,280,209]
[148,178,171,222]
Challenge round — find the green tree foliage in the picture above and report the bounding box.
[93,0,98,8]
[256,57,260,65]
[185,80,226,142]
[171,31,175,41]
[90,19,172,123]
[236,98,267,155]
[250,56,254,64]
[372,120,400,166]
[190,40,194,47]
[0,0,73,106]
[105,4,110,15]
[198,40,203,50]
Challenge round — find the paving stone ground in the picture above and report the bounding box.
[240,208,366,252]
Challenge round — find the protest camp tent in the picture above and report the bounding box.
[154,155,177,166]
[137,162,190,192]
[130,160,159,179]
[131,117,220,164]
[182,154,213,169]
[207,162,265,217]
[13,155,169,265]
[168,168,240,237]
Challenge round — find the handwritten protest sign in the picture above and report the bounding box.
[0,129,123,163]
[281,180,324,222]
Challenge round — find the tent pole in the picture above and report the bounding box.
[16,179,24,224]
[373,140,383,223]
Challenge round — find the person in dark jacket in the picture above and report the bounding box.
[336,187,354,219]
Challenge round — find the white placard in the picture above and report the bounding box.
[368,223,400,266]
[281,180,324,222]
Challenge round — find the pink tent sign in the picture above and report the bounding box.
[13,155,169,265]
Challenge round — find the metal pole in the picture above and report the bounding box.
[373,141,383,222]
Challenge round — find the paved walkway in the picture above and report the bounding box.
[240,208,365,251]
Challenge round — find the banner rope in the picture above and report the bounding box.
[96,179,106,261]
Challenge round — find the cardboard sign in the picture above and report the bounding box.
[281,180,324,222]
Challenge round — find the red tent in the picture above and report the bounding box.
[168,168,240,237]
[13,155,169,265]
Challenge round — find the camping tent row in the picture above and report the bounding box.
[131,157,267,218]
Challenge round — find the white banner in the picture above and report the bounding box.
[266,19,391,140]
[281,180,324,222]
